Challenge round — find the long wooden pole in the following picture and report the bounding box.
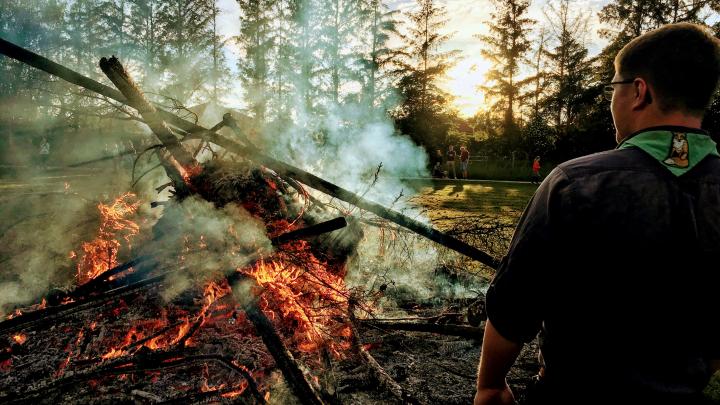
[0,37,500,269]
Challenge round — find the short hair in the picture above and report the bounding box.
[614,22,720,116]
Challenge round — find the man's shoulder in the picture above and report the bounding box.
[556,149,644,175]
[553,147,720,182]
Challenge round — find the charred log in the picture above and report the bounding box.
[0,350,265,404]
[359,319,483,340]
[348,299,422,404]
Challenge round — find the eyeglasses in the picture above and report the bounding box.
[603,79,635,101]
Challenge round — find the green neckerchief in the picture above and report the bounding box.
[617,129,719,176]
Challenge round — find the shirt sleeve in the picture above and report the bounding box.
[486,167,572,343]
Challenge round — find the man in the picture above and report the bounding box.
[447,145,457,179]
[475,23,720,405]
[461,146,470,179]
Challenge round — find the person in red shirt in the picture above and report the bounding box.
[531,156,541,184]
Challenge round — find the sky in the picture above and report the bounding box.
[216,0,613,116]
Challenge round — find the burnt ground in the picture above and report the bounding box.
[343,318,539,404]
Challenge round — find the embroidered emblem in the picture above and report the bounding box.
[663,132,689,168]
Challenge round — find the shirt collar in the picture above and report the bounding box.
[616,125,709,148]
[616,127,718,176]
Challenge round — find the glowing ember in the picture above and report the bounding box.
[12,333,27,345]
[180,163,203,184]
[76,193,141,284]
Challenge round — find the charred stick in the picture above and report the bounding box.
[348,299,422,404]
[358,319,483,341]
[271,217,347,246]
[125,321,185,351]
[98,56,193,193]
[70,255,153,298]
[0,274,165,334]
[98,56,195,168]
[0,38,499,268]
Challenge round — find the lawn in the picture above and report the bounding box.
[408,180,538,231]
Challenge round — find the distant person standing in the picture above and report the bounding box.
[447,145,457,179]
[460,146,470,179]
[433,149,445,178]
[531,156,541,184]
[39,136,50,170]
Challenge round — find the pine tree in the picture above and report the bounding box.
[541,0,593,135]
[236,0,274,121]
[208,2,229,103]
[156,0,215,103]
[478,0,535,133]
[524,27,549,119]
[394,0,459,152]
[316,0,365,105]
[359,0,402,108]
[127,0,163,78]
[402,0,458,114]
[96,0,129,59]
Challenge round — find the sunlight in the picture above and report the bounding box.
[440,57,492,118]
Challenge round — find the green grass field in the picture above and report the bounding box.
[408,180,538,230]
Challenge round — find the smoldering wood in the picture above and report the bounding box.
[0,274,166,335]
[69,255,154,298]
[0,38,500,269]
[98,57,195,195]
[0,350,266,404]
[270,217,347,245]
[348,299,422,405]
[358,319,483,340]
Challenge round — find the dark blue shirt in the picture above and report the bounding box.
[487,126,720,403]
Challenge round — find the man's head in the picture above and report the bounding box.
[610,23,720,143]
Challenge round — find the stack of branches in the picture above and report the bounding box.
[0,39,508,404]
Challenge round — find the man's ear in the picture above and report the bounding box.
[631,78,652,110]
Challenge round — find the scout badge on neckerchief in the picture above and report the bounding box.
[617,129,719,176]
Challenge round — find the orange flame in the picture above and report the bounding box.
[76,193,141,284]
[240,244,352,355]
